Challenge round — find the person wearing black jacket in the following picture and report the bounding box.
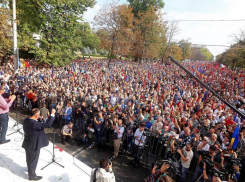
[22,108,56,181]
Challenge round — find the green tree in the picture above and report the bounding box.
[127,0,164,16]
[200,48,213,61]
[14,0,96,65]
[76,22,100,50]
[178,39,191,60]
[0,4,12,57]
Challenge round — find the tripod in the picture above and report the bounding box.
[41,128,64,170]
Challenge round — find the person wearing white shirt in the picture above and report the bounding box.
[177,143,194,182]
[112,119,125,158]
[133,122,146,166]
[90,158,115,182]
[197,137,210,151]
[110,93,117,106]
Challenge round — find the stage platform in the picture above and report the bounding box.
[0,117,92,182]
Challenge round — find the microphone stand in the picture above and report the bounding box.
[8,96,24,136]
[41,127,64,170]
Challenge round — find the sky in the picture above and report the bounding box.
[83,0,245,57]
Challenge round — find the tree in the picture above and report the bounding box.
[94,3,134,61]
[217,29,245,69]
[165,44,183,61]
[15,0,96,65]
[0,4,12,57]
[162,20,180,61]
[76,22,100,50]
[191,47,205,61]
[200,48,213,61]
[127,0,164,16]
[132,6,167,60]
[178,39,191,60]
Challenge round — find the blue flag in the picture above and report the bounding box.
[111,69,113,80]
[126,70,129,82]
[230,124,240,150]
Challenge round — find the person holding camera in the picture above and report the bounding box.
[112,119,125,158]
[177,142,194,182]
[147,162,171,182]
[0,85,16,144]
[94,111,104,144]
[132,122,146,167]
[90,158,115,182]
[191,145,218,182]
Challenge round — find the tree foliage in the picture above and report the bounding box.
[178,39,191,60]
[216,29,245,69]
[0,5,12,57]
[127,0,164,16]
[94,2,167,61]
[13,0,96,65]
[200,48,213,61]
[94,3,134,61]
[132,7,167,60]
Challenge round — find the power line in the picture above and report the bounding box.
[191,44,230,47]
[172,19,245,22]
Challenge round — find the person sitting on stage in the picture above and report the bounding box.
[61,122,73,145]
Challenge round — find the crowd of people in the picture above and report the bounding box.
[0,56,245,182]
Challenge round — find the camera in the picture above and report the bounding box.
[174,140,184,149]
[211,168,226,180]
[159,135,169,142]
[154,159,181,181]
[198,150,209,158]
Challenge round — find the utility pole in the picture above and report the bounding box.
[13,0,18,72]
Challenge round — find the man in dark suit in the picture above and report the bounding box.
[22,108,56,181]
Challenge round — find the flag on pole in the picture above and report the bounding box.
[111,69,113,81]
[126,70,129,82]
[52,65,54,79]
[230,124,240,150]
[73,64,76,77]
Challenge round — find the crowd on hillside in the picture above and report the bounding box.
[0,56,245,182]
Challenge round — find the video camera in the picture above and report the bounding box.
[174,139,184,149]
[159,135,169,142]
[154,159,181,181]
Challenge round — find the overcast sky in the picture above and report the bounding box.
[83,0,245,57]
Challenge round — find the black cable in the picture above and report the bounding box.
[72,150,91,177]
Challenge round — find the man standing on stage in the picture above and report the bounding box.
[22,108,56,181]
[0,85,16,144]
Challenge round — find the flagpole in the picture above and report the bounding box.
[169,56,245,119]
[13,0,19,73]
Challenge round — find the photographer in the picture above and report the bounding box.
[132,122,146,167]
[177,142,194,182]
[94,111,104,144]
[90,158,115,182]
[112,119,125,158]
[191,145,219,182]
[147,162,171,182]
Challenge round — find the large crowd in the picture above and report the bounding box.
[0,57,245,182]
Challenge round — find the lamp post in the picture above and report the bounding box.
[13,0,18,72]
